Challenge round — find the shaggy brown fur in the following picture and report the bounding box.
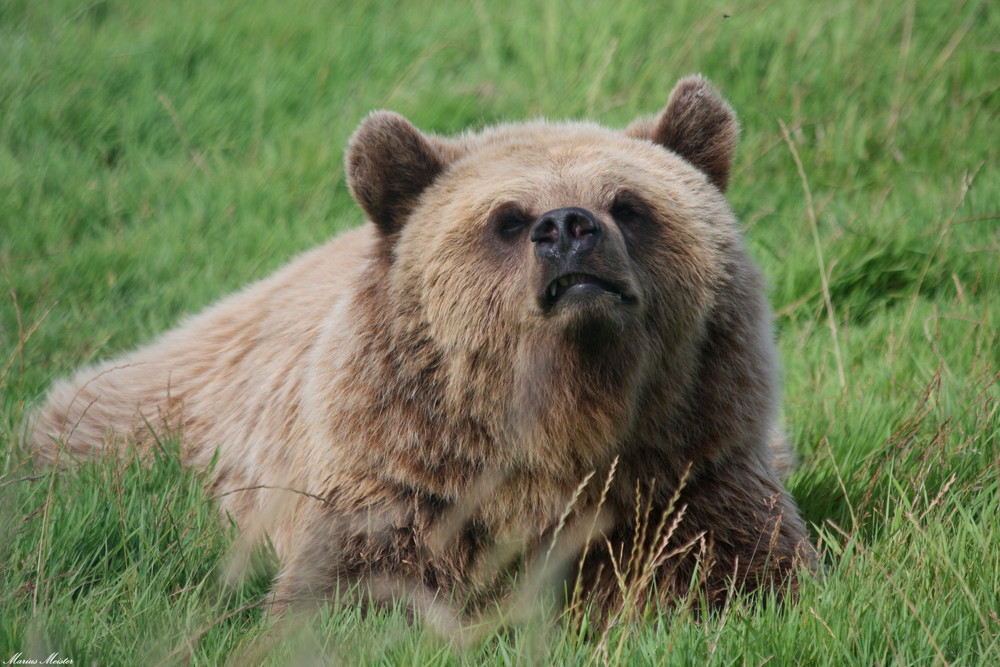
[30,75,815,619]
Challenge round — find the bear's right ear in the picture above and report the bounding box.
[625,75,739,191]
[345,111,451,242]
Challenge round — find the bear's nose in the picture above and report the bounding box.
[530,207,602,261]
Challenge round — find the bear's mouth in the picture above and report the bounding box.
[542,273,636,309]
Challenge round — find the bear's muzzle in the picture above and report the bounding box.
[531,207,638,315]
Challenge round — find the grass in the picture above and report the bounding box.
[1,0,997,663]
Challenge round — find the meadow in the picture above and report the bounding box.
[1,0,997,663]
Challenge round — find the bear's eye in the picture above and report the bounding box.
[491,203,532,242]
[609,191,650,227]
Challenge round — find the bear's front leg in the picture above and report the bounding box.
[573,459,816,617]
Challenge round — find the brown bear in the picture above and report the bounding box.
[30,75,815,621]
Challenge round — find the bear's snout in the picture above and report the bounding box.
[530,206,602,261]
[530,207,638,315]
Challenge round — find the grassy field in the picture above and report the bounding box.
[1,0,997,663]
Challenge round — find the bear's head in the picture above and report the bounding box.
[343,76,775,482]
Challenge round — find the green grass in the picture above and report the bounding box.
[1,0,997,663]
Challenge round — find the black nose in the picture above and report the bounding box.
[530,207,602,261]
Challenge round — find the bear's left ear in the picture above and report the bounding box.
[625,75,739,191]
[346,111,452,242]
